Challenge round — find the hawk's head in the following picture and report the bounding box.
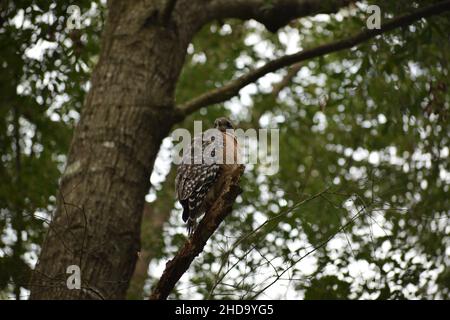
[214,117,234,132]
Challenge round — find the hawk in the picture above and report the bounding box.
[175,117,241,234]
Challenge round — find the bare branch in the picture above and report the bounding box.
[174,0,450,121]
[271,62,303,98]
[149,164,245,300]
[248,207,366,299]
[207,187,331,298]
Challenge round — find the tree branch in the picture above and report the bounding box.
[271,62,303,98]
[202,0,353,33]
[174,0,450,121]
[149,164,245,300]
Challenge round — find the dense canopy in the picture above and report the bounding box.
[0,0,449,299]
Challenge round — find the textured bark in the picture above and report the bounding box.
[29,0,193,299]
[29,0,357,299]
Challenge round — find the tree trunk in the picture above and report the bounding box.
[29,0,354,299]
[30,1,191,299]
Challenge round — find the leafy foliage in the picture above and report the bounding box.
[1,0,448,300]
[0,0,103,298]
[157,0,450,300]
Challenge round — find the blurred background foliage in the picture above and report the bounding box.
[0,0,104,299]
[1,0,449,299]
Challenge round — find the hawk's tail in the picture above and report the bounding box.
[180,200,198,235]
[181,200,189,222]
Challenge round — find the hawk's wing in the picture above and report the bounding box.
[175,135,222,223]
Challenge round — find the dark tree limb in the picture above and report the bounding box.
[149,164,245,300]
[174,0,450,121]
[202,0,354,33]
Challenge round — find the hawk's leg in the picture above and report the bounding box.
[187,217,198,236]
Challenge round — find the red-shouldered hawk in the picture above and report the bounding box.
[175,117,241,234]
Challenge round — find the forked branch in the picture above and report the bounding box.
[149,164,245,300]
